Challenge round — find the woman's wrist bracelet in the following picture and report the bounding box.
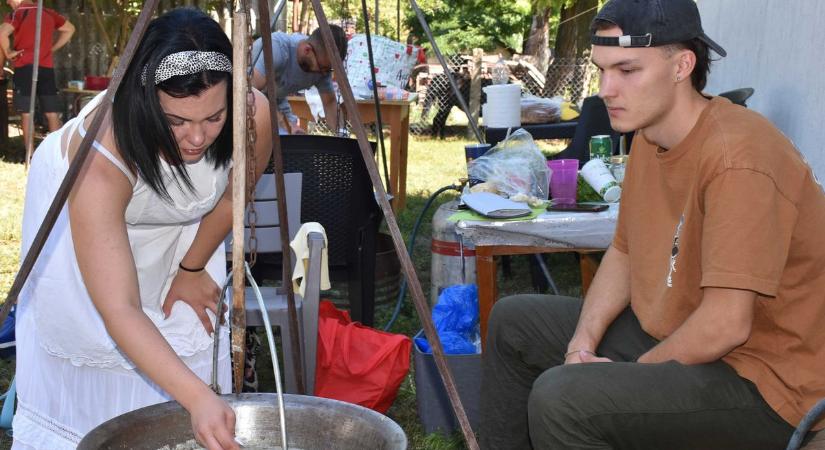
[178,262,205,273]
[564,349,597,359]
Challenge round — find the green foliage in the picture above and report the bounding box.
[122,0,144,14]
[321,0,411,42]
[404,0,532,54]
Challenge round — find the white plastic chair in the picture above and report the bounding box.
[226,172,324,394]
[244,230,325,395]
[236,172,302,254]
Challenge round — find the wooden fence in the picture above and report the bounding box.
[49,0,220,88]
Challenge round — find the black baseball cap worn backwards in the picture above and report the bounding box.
[591,0,727,57]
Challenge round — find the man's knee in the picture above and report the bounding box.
[528,366,607,447]
[530,364,619,422]
[528,366,580,423]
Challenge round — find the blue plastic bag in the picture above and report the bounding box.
[414,284,480,355]
[0,307,14,359]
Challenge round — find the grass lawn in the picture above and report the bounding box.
[0,132,585,449]
[0,151,25,448]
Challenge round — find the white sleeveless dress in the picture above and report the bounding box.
[12,92,232,449]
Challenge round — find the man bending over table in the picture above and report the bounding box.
[480,0,825,448]
[250,25,347,134]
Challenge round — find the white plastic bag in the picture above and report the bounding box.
[468,129,550,200]
[521,96,562,124]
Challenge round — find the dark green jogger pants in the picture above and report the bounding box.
[479,295,795,449]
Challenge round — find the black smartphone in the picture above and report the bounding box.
[547,203,609,213]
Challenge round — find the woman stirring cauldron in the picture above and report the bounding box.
[13,8,271,450]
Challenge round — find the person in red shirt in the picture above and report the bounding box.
[0,0,74,144]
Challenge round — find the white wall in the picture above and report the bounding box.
[698,0,825,180]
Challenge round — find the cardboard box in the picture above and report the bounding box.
[413,331,482,435]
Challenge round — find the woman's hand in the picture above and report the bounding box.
[162,268,221,334]
[190,391,239,450]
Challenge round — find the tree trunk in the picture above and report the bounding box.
[292,0,300,32]
[544,0,597,100]
[553,0,597,59]
[215,1,228,31]
[523,5,552,74]
[299,0,311,33]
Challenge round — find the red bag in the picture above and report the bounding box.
[314,300,411,413]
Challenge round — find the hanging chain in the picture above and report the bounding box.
[242,0,259,267]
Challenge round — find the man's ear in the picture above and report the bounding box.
[675,49,697,83]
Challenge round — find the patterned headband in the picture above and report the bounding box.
[141,50,232,86]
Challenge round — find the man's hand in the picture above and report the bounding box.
[162,269,221,334]
[6,49,22,61]
[565,350,613,365]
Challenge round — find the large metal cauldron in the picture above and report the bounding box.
[78,393,407,450]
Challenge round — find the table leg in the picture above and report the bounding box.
[388,106,402,211]
[397,105,410,210]
[579,252,599,295]
[73,96,83,119]
[477,246,497,350]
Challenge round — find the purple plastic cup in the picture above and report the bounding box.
[547,159,579,204]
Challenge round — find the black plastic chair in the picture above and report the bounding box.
[717,87,754,107]
[551,95,622,166]
[280,135,383,326]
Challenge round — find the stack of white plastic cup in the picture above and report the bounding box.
[482,84,522,128]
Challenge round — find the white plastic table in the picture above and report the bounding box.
[454,203,618,345]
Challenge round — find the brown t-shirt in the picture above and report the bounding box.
[614,96,825,427]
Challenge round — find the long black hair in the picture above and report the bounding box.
[113,8,233,200]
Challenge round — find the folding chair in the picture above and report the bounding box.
[226,173,325,394]
[244,230,326,395]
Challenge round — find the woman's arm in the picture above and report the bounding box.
[161,89,273,329]
[68,135,238,450]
